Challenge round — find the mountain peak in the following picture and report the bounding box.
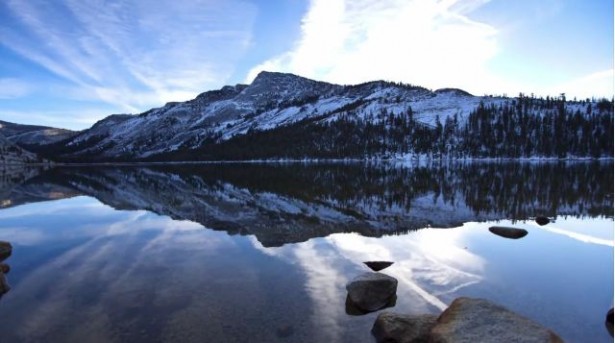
[251,70,309,85]
[238,71,335,105]
[434,88,473,97]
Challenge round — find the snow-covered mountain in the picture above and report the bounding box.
[35,72,498,160]
[27,71,613,161]
[0,120,76,146]
[0,132,44,166]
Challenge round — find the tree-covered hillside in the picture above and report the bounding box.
[148,95,613,161]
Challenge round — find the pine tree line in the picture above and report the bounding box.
[161,96,613,161]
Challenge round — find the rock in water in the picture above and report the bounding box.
[0,241,11,261]
[431,297,564,343]
[372,312,437,343]
[346,293,397,316]
[346,272,398,313]
[535,216,550,226]
[488,226,528,239]
[364,261,394,271]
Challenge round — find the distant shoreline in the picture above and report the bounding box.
[1,156,613,168]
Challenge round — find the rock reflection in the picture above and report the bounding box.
[363,261,394,271]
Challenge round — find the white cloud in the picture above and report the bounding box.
[0,109,113,130]
[0,78,33,99]
[1,0,257,117]
[246,0,500,94]
[545,69,614,100]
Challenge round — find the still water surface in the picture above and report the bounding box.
[0,162,612,342]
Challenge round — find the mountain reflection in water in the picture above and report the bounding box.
[1,162,613,246]
[0,162,612,342]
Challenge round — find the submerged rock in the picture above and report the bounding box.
[488,226,528,239]
[346,272,398,313]
[535,216,551,226]
[364,261,394,271]
[275,324,294,338]
[372,312,437,343]
[430,297,564,343]
[0,241,11,261]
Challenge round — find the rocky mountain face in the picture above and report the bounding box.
[0,120,76,146]
[0,133,44,166]
[0,134,50,207]
[17,71,615,162]
[16,72,486,160]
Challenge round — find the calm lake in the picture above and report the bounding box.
[0,162,613,342]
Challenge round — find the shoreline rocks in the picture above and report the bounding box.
[372,297,564,343]
[346,272,398,313]
[0,241,11,261]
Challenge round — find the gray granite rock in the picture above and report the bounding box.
[430,297,564,343]
[372,312,437,343]
[346,272,398,313]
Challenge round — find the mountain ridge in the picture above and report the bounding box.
[4,71,614,162]
[0,120,76,146]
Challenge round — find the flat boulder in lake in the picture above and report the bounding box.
[430,297,564,343]
[345,293,396,316]
[488,226,528,239]
[346,272,398,313]
[372,312,437,343]
[364,261,394,271]
[535,216,551,226]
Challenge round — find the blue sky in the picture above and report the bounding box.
[0,0,612,130]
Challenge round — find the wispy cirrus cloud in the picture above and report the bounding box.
[0,78,33,99]
[246,0,500,94]
[0,109,120,130]
[546,69,614,100]
[1,0,257,117]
